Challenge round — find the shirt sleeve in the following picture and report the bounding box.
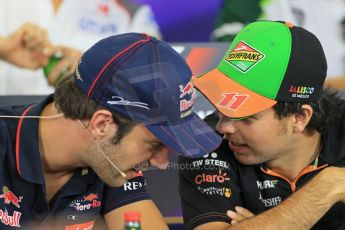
[179,141,244,230]
[101,174,150,214]
[130,5,162,39]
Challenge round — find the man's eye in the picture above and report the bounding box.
[150,142,164,150]
[240,115,256,123]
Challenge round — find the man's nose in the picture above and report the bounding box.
[149,147,169,169]
[217,117,237,134]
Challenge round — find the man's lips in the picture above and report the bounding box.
[228,140,248,153]
[125,168,140,180]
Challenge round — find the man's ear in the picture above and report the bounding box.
[88,110,116,138]
[293,104,313,133]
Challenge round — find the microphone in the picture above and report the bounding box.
[92,138,127,178]
[0,114,64,119]
[0,114,127,178]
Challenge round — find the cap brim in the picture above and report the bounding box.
[194,69,277,118]
[146,113,222,158]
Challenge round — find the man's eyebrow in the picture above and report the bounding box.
[147,141,165,148]
[228,115,252,120]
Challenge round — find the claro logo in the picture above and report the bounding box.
[194,170,230,185]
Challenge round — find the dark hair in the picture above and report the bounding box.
[273,88,344,134]
[54,74,137,144]
[203,112,219,131]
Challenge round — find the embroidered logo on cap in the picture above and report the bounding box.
[225,41,264,72]
[288,85,315,99]
[107,96,150,110]
[217,92,249,111]
[75,58,83,81]
[179,82,196,118]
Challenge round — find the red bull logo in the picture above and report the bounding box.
[179,81,196,118]
[179,82,195,98]
[0,189,23,209]
[83,193,98,202]
[0,210,21,227]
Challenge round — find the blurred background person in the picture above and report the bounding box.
[0,0,161,95]
[0,23,53,70]
[212,0,345,89]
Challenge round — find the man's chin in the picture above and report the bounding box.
[102,169,140,187]
[104,176,128,187]
[234,153,258,166]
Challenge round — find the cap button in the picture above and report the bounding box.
[150,36,159,43]
[285,21,294,28]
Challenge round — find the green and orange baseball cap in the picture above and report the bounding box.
[194,21,327,118]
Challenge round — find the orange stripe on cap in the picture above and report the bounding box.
[193,69,277,118]
[87,34,151,97]
[285,21,294,28]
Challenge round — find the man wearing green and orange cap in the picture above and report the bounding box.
[179,20,345,230]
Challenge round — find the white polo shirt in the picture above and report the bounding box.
[0,0,161,95]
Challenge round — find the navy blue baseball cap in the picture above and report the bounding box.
[74,33,221,157]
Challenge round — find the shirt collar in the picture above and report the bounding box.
[16,94,54,184]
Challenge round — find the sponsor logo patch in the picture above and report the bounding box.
[0,186,22,209]
[0,186,23,227]
[257,180,278,190]
[259,192,282,207]
[192,152,230,169]
[68,193,101,211]
[197,186,232,198]
[79,17,117,34]
[194,169,230,185]
[123,181,146,191]
[225,41,264,72]
[0,210,21,227]
[289,85,315,99]
[179,81,196,118]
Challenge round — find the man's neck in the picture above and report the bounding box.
[39,102,85,174]
[39,103,88,201]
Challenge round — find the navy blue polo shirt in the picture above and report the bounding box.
[179,109,345,230]
[0,95,150,229]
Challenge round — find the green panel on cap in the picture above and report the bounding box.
[218,21,292,99]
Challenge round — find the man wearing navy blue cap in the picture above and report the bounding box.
[0,33,222,229]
